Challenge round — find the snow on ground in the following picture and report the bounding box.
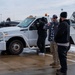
[23,48,37,53]
[23,45,75,53]
[69,45,75,53]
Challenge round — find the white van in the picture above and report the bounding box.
[0,13,75,55]
[69,12,75,44]
[0,15,50,55]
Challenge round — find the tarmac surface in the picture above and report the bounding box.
[0,47,75,75]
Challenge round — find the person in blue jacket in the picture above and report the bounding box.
[44,15,59,68]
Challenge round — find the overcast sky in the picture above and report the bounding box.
[0,0,75,21]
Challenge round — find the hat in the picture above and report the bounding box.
[52,15,58,19]
[41,17,47,23]
[60,12,67,18]
[41,17,45,21]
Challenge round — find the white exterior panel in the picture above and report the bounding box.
[0,41,6,50]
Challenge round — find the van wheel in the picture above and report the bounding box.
[8,40,23,55]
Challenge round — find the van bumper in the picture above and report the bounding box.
[0,41,6,50]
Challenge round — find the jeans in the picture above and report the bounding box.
[58,45,69,73]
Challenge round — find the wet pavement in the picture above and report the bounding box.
[0,46,75,75]
[0,64,74,75]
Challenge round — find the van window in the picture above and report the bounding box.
[70,16,75,23]
[29,19,40,30]
[70,12,75,24]
[29,17,47,30]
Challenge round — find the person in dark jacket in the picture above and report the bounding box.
[36,17,47,55]
[55,12,70,75]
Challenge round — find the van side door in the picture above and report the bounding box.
[70,12,75,44]
[28,19,39,46]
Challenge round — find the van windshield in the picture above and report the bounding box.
[70,12,75,23]
[17,18,35,27]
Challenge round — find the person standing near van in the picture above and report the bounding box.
[44,15,59,68]
[36,17,47,55]
[55,12,70,75]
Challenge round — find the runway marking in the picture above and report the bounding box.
[45,54,75,63]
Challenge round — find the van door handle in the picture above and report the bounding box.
[20,29,28,31]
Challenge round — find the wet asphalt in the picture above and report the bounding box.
[0,49,74,75]
[0,64,75,75]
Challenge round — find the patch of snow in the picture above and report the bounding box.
[23,48,37,53]
[22,45,75,53]
[69,45,75,53]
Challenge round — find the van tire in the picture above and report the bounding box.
[1,51,8,55]
[1,50,10,55]
[8,40,23,55]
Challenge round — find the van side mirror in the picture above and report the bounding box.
[29,25,34,30]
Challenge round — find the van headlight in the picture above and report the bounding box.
[0,32,4,41]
